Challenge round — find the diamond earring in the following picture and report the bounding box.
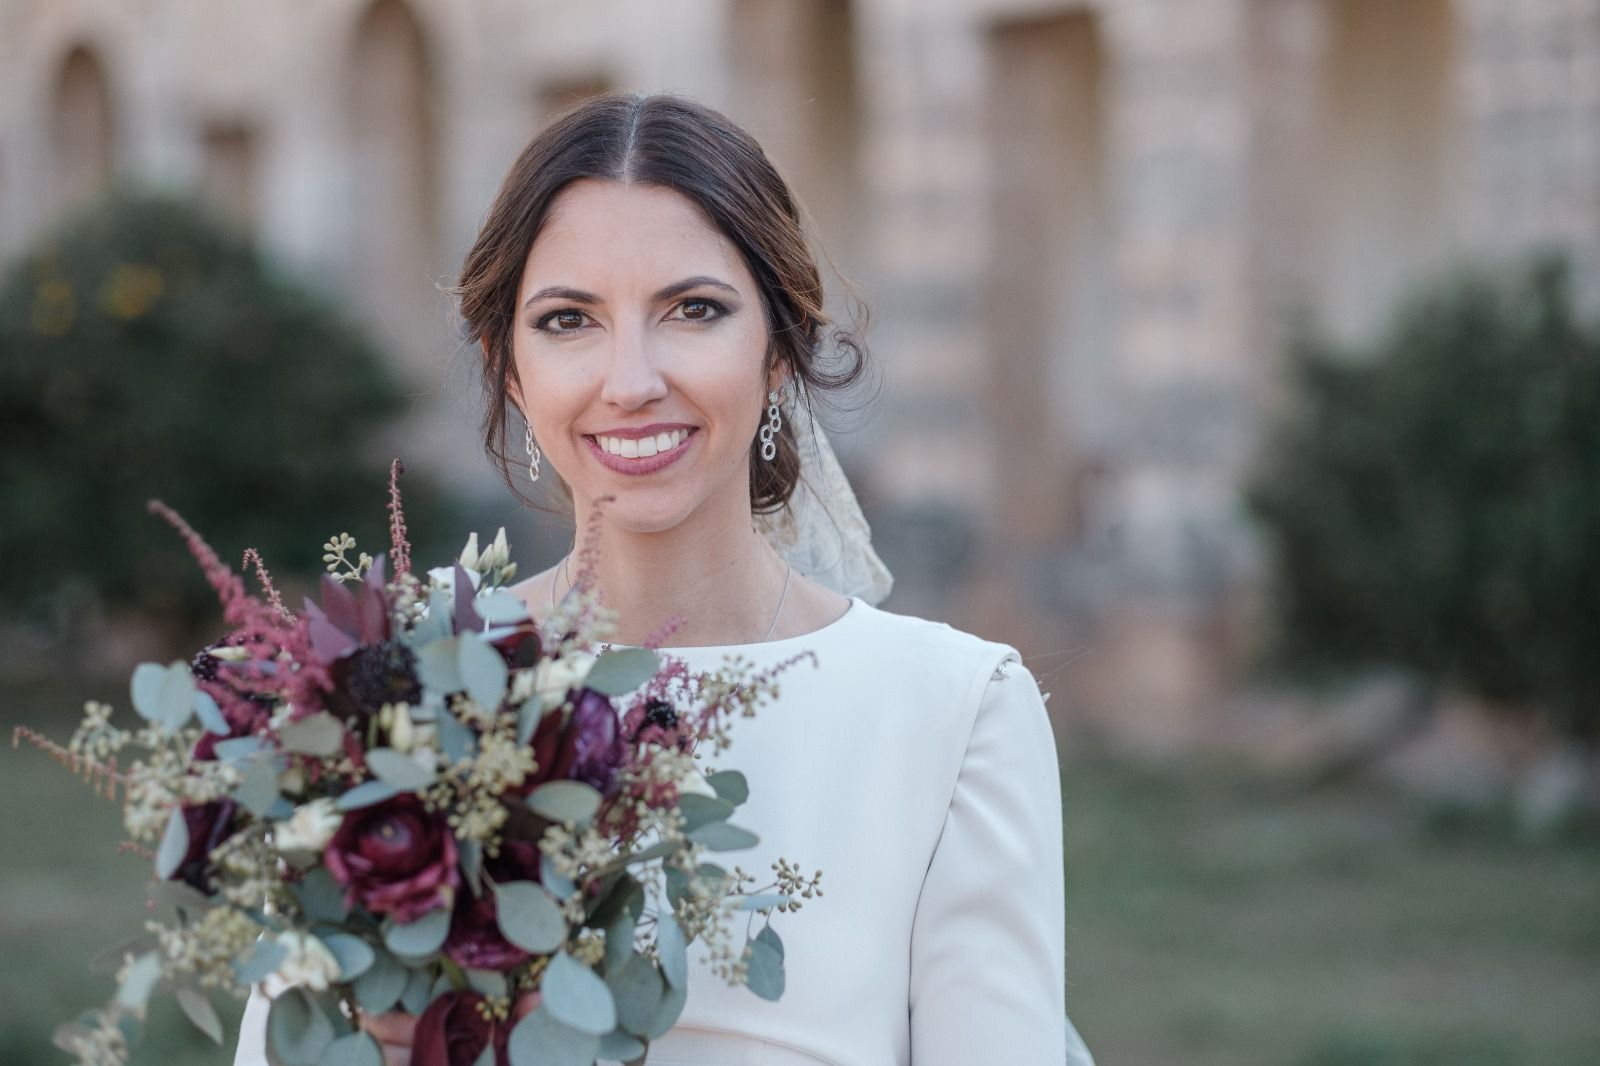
[525,423,541,483]
[758,389,782,462]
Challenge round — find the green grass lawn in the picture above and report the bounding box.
[4,680,1597,1065]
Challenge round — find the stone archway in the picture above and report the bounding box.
[346,0,442,376]
[49,44,115,218]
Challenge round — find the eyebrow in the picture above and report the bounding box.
[522,275,739,311]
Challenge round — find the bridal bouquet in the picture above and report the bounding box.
[17,462,820,1066]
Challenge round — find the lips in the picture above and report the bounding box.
[582,426,698,476]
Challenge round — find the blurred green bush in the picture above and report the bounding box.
[1249,254,1600,743]
[0,189,455,638]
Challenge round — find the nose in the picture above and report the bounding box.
[598,321,669,412]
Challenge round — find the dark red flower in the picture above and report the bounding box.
[412,991,510,1066]
[521,687,626,799]
[171,799,241,894]
[325,795,458,923]
[443,838,543,971]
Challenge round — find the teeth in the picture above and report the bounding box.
[595,428,690,459]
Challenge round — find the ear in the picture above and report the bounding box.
[766,358,792,400]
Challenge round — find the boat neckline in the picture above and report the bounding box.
[595,595,864,654]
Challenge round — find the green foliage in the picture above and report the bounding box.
[0,188,453,634]
[1249,254,1600,741]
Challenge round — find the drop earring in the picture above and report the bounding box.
[759,389,782,462]
[525,423,541,484]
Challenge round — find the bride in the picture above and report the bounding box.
[236,92,1093,1066]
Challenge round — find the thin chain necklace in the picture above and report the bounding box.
[551,552,793,642]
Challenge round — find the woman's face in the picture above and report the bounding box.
[507,178,779,534]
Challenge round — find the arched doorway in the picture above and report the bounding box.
[49,45,115,217]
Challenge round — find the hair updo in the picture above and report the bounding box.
[452,91,869,514]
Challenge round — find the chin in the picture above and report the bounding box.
[578,488,700,535]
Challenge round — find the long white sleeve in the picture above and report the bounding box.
[908,656,1090,1065]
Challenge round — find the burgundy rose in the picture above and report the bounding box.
[171,799,241,894]
[443,838,542,970]
[325,794,458,923]
[492,624,542,670]
[412,991,510,1066]
[522,687,626,798]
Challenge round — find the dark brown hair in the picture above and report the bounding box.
[453,91,868,514]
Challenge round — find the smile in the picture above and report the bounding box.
[583,426,698,475]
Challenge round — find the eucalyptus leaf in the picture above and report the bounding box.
[319,1031,383,1066]
[321,933,375,981]
[516,698,541,747]
[705,770,749,805]
[540,853,576,900]
[215,735,268,763]
[465,968,507,999]
[640,978,687,1040]
[176,987,223,1044]
[584,873,642,931]
[131,660,196,731]
[436,705,474,764]
[655,912,687,990]
[677,793,735,833]
[352,950,406,1015]
[234,939,288,985]
[470,1047,495,1066]
[475,590,531,624]
[606,952,664,1037]
[155,807,189,881]
[399,967,434,1015]
[194,691,229,736]
[506,1006,600,1066]
[604,910,635,974]
[336,780,402,811]
[294,868,349,924]
[382,906,451,958]
[456,632,508,712]
[278,713,346,757]
[756,923,785,959]
[745,929,785,1000]
[414,637,462,694]
[237,756,283,818]
[115,951,162,1012]
[459,837,484,898]
[494,881,566,954]
[598,1028,648,1061]
[525,780,602,826]
[540,951,618,1034]
[267,987,335,1066]
[686,821,759,852]
[365,748,435,791]
[582,648,660,697]
[736,893,789,912]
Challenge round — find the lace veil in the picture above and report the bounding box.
[754,397,893,605]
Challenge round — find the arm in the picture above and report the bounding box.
[908,656,1092,1065]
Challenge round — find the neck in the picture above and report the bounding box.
[564,487,789,647]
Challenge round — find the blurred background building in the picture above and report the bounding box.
[5,3,1600,1064]
[3,0,1599,742]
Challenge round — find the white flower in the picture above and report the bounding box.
[272,931,341,992]
[272,799,342,854]
[458,532,481,570]
[479,527,510,571]
[679,765,719,799]
[534,650,598,707]
[388,703,416,753]
[427,564,483,601]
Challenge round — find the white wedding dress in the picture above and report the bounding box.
[235,596,1094,1065]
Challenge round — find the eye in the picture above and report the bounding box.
[534,308,591,334]
[673,298,727,323]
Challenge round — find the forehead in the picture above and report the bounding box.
[520,178,747,290]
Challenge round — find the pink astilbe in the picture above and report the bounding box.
[147,499,332,723]
[11,726,123,800]
[241,547,292,622]
[387,458,412,577]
